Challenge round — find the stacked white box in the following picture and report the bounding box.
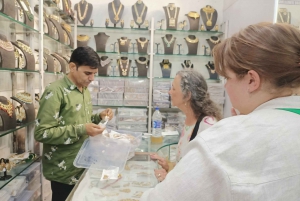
[117,108,148,132]
[98,78,125,106]
[153,80,171,108]
[123,79,149,106]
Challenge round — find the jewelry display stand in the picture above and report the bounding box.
[13,40,35,71]
[132,0,148,28]
[0,159,12,181]
[43,50,55,73]
[205,61,218,80]
[108,0,124,27]
[118,37,131,53]
[61,23,74,48]
[136,37,149,54]
[0,96,16,131]
[94,32,110,52]
[0,34,15,69]
[135,57,149,77]
[163,3,180,30]
[49,16,65,43]
[44,13,55,39]
[162,34,176,54]
[184,35,199,55]
[181,60,193,69]
[206,36,220,55]
[0,0,15,18]
[11,92,35,124]
[51,53,68,74]
[16,0,34,28]
[74,0,93,26]
[98,56,112,76]
[117,57,131,77]
[200,5,218,31]
[185,11,200,31]
[77,35,90,47]
[160,59,171,78]
[277,8,291,24]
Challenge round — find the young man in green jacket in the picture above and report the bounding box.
[34,46,113,201]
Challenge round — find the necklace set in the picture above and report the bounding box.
[166,5,177,27]
[134,2,146,24]
[163,35,175,47]
[202,6,215,26]
[112,1,123,22]
[119,58,129,76]
[78,0,89,22]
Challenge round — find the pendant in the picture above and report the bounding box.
[120,41,126,45]
[169,18,175,27]
[122,69,127,76]
[114,15,119,21]
[137,17,142,24]
[206,20,212,26]
[163,64,169,69]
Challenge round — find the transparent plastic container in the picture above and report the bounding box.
[124,93,148,101]
[125,87,149,93]
[124,79,149,87]
[98,99,123,106]
[123,100,148,106]
[117,108,147,116]
[97,92,123,100]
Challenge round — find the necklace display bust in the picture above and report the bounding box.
[43,49,55,73]
[98,56,112,76]
[184,35,199,55]
[200,5,218,31]
[163,3,180,30]
[16,0,34,28]
[135,56,149,77]
[185,11,200,31]
[277,8,291,24]
[0,96,16,131]
[118,37,131,53]
[132,0,148,28]
[0,34,15,69]
[77,34,90,47]
[74,0,93,26]
[118,57,131,77]
[0,0,15,18]
[11,92,35,124]
[51,52,68,74]
[94,32,110,52]
[108,0,124,26]
[162,34,176,54]
[181,60,193,69]
[160,59,171,78]
[206,36,220,55]
[136,37,149,54]
[49,15,65,43]
[13,40,35,71]
[205,61,218,80]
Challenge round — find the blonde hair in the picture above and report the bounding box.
[213,22,300,88]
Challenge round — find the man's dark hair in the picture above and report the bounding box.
[69,46,100,69]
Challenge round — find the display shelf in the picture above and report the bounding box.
[44,34,74,51]
[76,26,150,34]
[0,12,38,34]
[92,105,148,108]
[95,75,148,79]
[97,51,148,56]
[155,53,211,57]
[156,29,223,36]
[153,77,221,82]
[0,121,35,138]
[0,157,40,190]
[0,68,39,73]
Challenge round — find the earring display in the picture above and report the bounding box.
[108,0,124,26]
[160,59,171,78]
[132,0,148,28]
[94,32,110,52]
[0,34,15,69]
[135,57,149,77]
[0,0,16,18]
[162,34,176,54]
[184,35,199,55]
[200,5,218,31]
[0,96,17,132]
[163,3,180,30]
[118,57,131,77]
[118,37,131,53]
[205,61,219,80]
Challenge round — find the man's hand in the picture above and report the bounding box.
[99,108,113,120]
[85,123,105,136]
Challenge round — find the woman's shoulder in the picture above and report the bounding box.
[201,116,218,126]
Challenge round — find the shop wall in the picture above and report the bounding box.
[221,0,276,117]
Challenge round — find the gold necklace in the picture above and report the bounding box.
[278,11,290,24]
[78,1,88,21]
[15,92,32,104]
[187,11,200,20]
[77,35,89,41]
[0,100,13,118]
[119,59,129,76]
[64,0,69,12]
[185,36,199,43]
[202,6,215,26]
[134,3,146,24]
[20,0,34,21]
[137,38,148,49]
[163,35,175,47]
[62,23,71,33]
[112,1,123,22]
[136,58,148,65]
[119,38,128,46]
[0,39,14,52]
[166,6,177,27]
[17,41,33,55]
[209,36,220,44]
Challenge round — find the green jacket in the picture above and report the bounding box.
[34,76,101,185]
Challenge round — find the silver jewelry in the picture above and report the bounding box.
[163,35,175,47]
[100,58,111,67]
